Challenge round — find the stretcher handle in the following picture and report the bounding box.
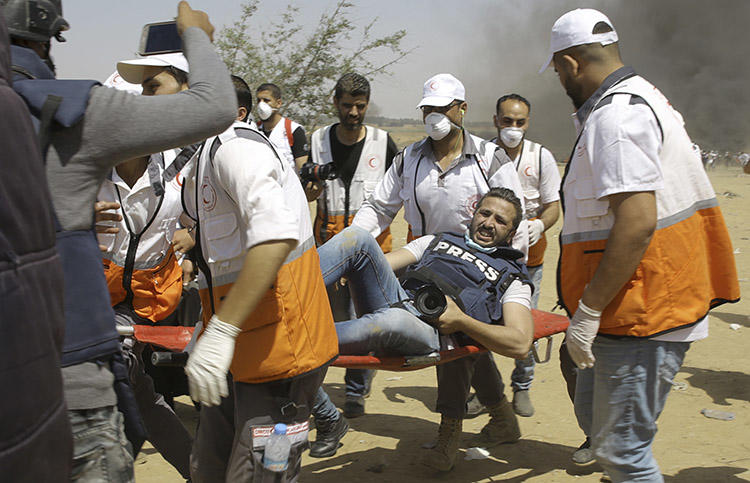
[117,326,134,337]
[151,351,189,367]
[531,336,554,364]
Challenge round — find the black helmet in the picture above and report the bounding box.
[1,0,69,42]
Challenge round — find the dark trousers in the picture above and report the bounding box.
[115,307,192,478]
[559,337,578,403]
[437,352,505,419]
[191,366,327,482]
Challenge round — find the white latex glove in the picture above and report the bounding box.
[565,300,602,369]
[183,320,203,354]
[528,219,545,246]
[185,315,241,406]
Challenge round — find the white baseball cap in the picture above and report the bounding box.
[539,8,618,74]
[116,53,189,85]
[417,73,465,108]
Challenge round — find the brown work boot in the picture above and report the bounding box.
[421,416,463,472]
[470,396,521,448]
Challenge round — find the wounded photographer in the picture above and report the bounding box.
[317,186,534,359]
[312,188,534,464]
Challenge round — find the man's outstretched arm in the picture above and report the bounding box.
[434,298,533,359]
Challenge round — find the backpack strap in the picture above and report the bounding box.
[285,118,294,148]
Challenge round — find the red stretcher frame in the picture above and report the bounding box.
[125,309,569,371]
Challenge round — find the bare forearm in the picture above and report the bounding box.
[215,239,296,327]
[582,192,656,311]
[453,305,533,359]
[538,201,560,230]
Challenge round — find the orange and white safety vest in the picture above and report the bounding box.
[559,72,740,337]
[310,124,392,252]
[516,139,550,268]
[99,150,189,323]
[183,122,337,383]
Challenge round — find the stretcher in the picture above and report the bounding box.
[117,309,569,370]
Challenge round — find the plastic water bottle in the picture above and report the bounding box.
[263,423,291,472]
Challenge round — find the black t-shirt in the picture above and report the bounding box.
[326,123,398,186]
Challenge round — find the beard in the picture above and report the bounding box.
[565,82,586,110]
[339,117,362,130]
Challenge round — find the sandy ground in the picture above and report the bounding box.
[135,168,749,482]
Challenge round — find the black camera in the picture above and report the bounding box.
[408,281,447,321]
[299,161,339,185]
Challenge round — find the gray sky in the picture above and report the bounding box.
[54,0,749,157]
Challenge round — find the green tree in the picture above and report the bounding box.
[217,0,412,131]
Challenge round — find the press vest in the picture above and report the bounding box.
[183,123,337,383]
[99,150,191,323]
[516,140,548,267]
[558,74,740,337]
[403,233,530,325]
[11,50,120,367]
[310,125,392,251]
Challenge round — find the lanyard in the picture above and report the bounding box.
[114,181,165,307]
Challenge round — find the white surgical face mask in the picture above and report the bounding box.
[424,112,455,141]
[500,127,524,148]
[257,101,275,121]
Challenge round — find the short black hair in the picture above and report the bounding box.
[232,75,252,121]
[334,73,370,100]
[592,21,614,34]
[256,83,282,100]
[164,66,189,86]
[495,93,531,115]
[476,187,523,231]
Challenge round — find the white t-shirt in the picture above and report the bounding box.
[403,235,531,309]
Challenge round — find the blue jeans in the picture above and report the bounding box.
[574,336,689,483]
[312,227,440,425]
[318,227,440,356]
[69,406,134,482]
[511,264,543,391]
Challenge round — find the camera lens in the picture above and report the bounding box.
[414,285,447,319]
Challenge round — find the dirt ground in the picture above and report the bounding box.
[135,167,749,482]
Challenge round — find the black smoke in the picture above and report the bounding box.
[467,0,750,158]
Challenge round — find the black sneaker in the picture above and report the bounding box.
[309,416,350,458]
[465,392,487,419]
[572,437,596,466]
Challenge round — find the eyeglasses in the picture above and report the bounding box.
[420,101,460,114]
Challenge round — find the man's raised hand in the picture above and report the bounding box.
[176,1,214,41]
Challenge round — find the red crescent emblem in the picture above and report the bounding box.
[466,193,481,214]
[524,166,533,177]
[429,81,439,90]
[367,157,378,169]
[175,173,183,187]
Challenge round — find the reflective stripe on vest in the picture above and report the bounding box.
[558,75,740,337]
[198,237,338,383]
